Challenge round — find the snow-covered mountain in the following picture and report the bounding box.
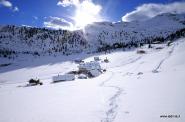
[0,26,88,58]
[0,13,185,58]
[84,13,185,49]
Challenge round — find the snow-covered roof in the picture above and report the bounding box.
[78,61,101,71]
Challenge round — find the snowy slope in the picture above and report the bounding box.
[0,38,185,122]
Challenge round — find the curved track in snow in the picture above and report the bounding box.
[100,55,143,122]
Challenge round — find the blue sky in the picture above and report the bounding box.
[0,0,184,30]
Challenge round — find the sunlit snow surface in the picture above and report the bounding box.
[0,38,185,122]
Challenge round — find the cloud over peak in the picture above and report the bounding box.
[122,1,185,22]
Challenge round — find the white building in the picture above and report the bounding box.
[78,61,102,77]
[52,74,75,83]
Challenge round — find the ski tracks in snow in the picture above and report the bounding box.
[108,56,142,69]
[152,44,175,73]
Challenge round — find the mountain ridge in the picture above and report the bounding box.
[0,13,185,58]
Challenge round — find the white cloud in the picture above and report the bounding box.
[122,1,185,22]
[33,16,38,20]
[43,16,74,30]
[57,0,81,7]
[0,0,12,7]
[13,6,19,12]
[0,0,19,12]
[74,0,102,28]
[57,0,103,29]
